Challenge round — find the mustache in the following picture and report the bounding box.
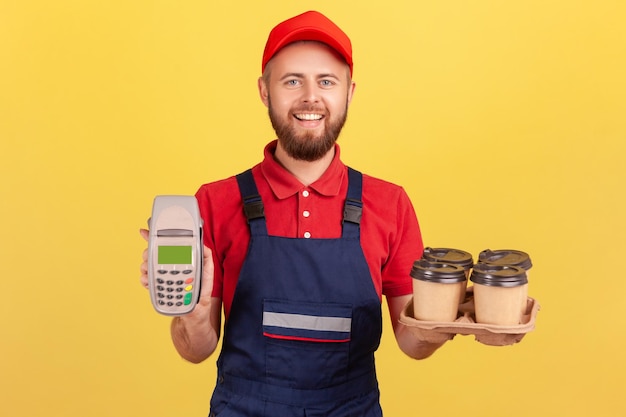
[291,105,328,114]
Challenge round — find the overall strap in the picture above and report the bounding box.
[236,167,362,238]
[343,167,363,239]
[236,169,268,236]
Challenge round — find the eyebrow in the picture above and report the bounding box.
[278,72,341,81]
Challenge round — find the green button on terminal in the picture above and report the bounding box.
[184,292,193,305]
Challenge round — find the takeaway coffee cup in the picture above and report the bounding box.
[470,263,528,325]
[477,249,532,318]
[411,259,467,322]
[422,247,473,302]
[478,249,533,277]
[422,247,474,277]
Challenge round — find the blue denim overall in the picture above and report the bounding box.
[208,168,383,417]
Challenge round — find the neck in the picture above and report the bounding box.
[274,142,335,186]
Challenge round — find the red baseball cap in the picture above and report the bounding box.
[262,11,353,76]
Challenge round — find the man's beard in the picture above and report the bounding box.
[268,96,349,162]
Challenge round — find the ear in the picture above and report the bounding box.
[347,81,356,106]
[258,77,269,107]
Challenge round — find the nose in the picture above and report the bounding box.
[301,81,320,104]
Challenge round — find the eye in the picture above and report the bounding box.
[285,79,300,87]
[320,79,335,87]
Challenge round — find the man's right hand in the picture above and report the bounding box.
[139,227,221,363]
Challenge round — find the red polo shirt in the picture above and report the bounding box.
[196,141,424,319]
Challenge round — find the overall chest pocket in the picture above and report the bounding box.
[263,299,352,388]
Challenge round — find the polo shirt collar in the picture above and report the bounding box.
[260,140,346,200]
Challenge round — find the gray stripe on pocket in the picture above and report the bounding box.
[263,312,351,332]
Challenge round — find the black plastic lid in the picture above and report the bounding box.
[470,263,528,287]
[478,249,533,270]
[411,259,467,284]
[422,247,474,269]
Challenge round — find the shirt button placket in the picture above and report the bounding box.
[301,189,311,238]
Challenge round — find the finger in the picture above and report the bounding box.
[139,257,149,288]
[200,245,214,298]
[202,246,214,277]
[139,230,149,289]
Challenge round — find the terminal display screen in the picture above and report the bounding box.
[158,245,192,264]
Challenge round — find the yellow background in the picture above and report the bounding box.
[1,1,625,416]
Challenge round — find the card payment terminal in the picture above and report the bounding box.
[148,196,203,316]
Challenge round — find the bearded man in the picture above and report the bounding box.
[140,10,445,417]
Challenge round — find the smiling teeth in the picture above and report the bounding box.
[296,114,323,121]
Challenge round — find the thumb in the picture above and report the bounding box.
[200,245,214,299]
